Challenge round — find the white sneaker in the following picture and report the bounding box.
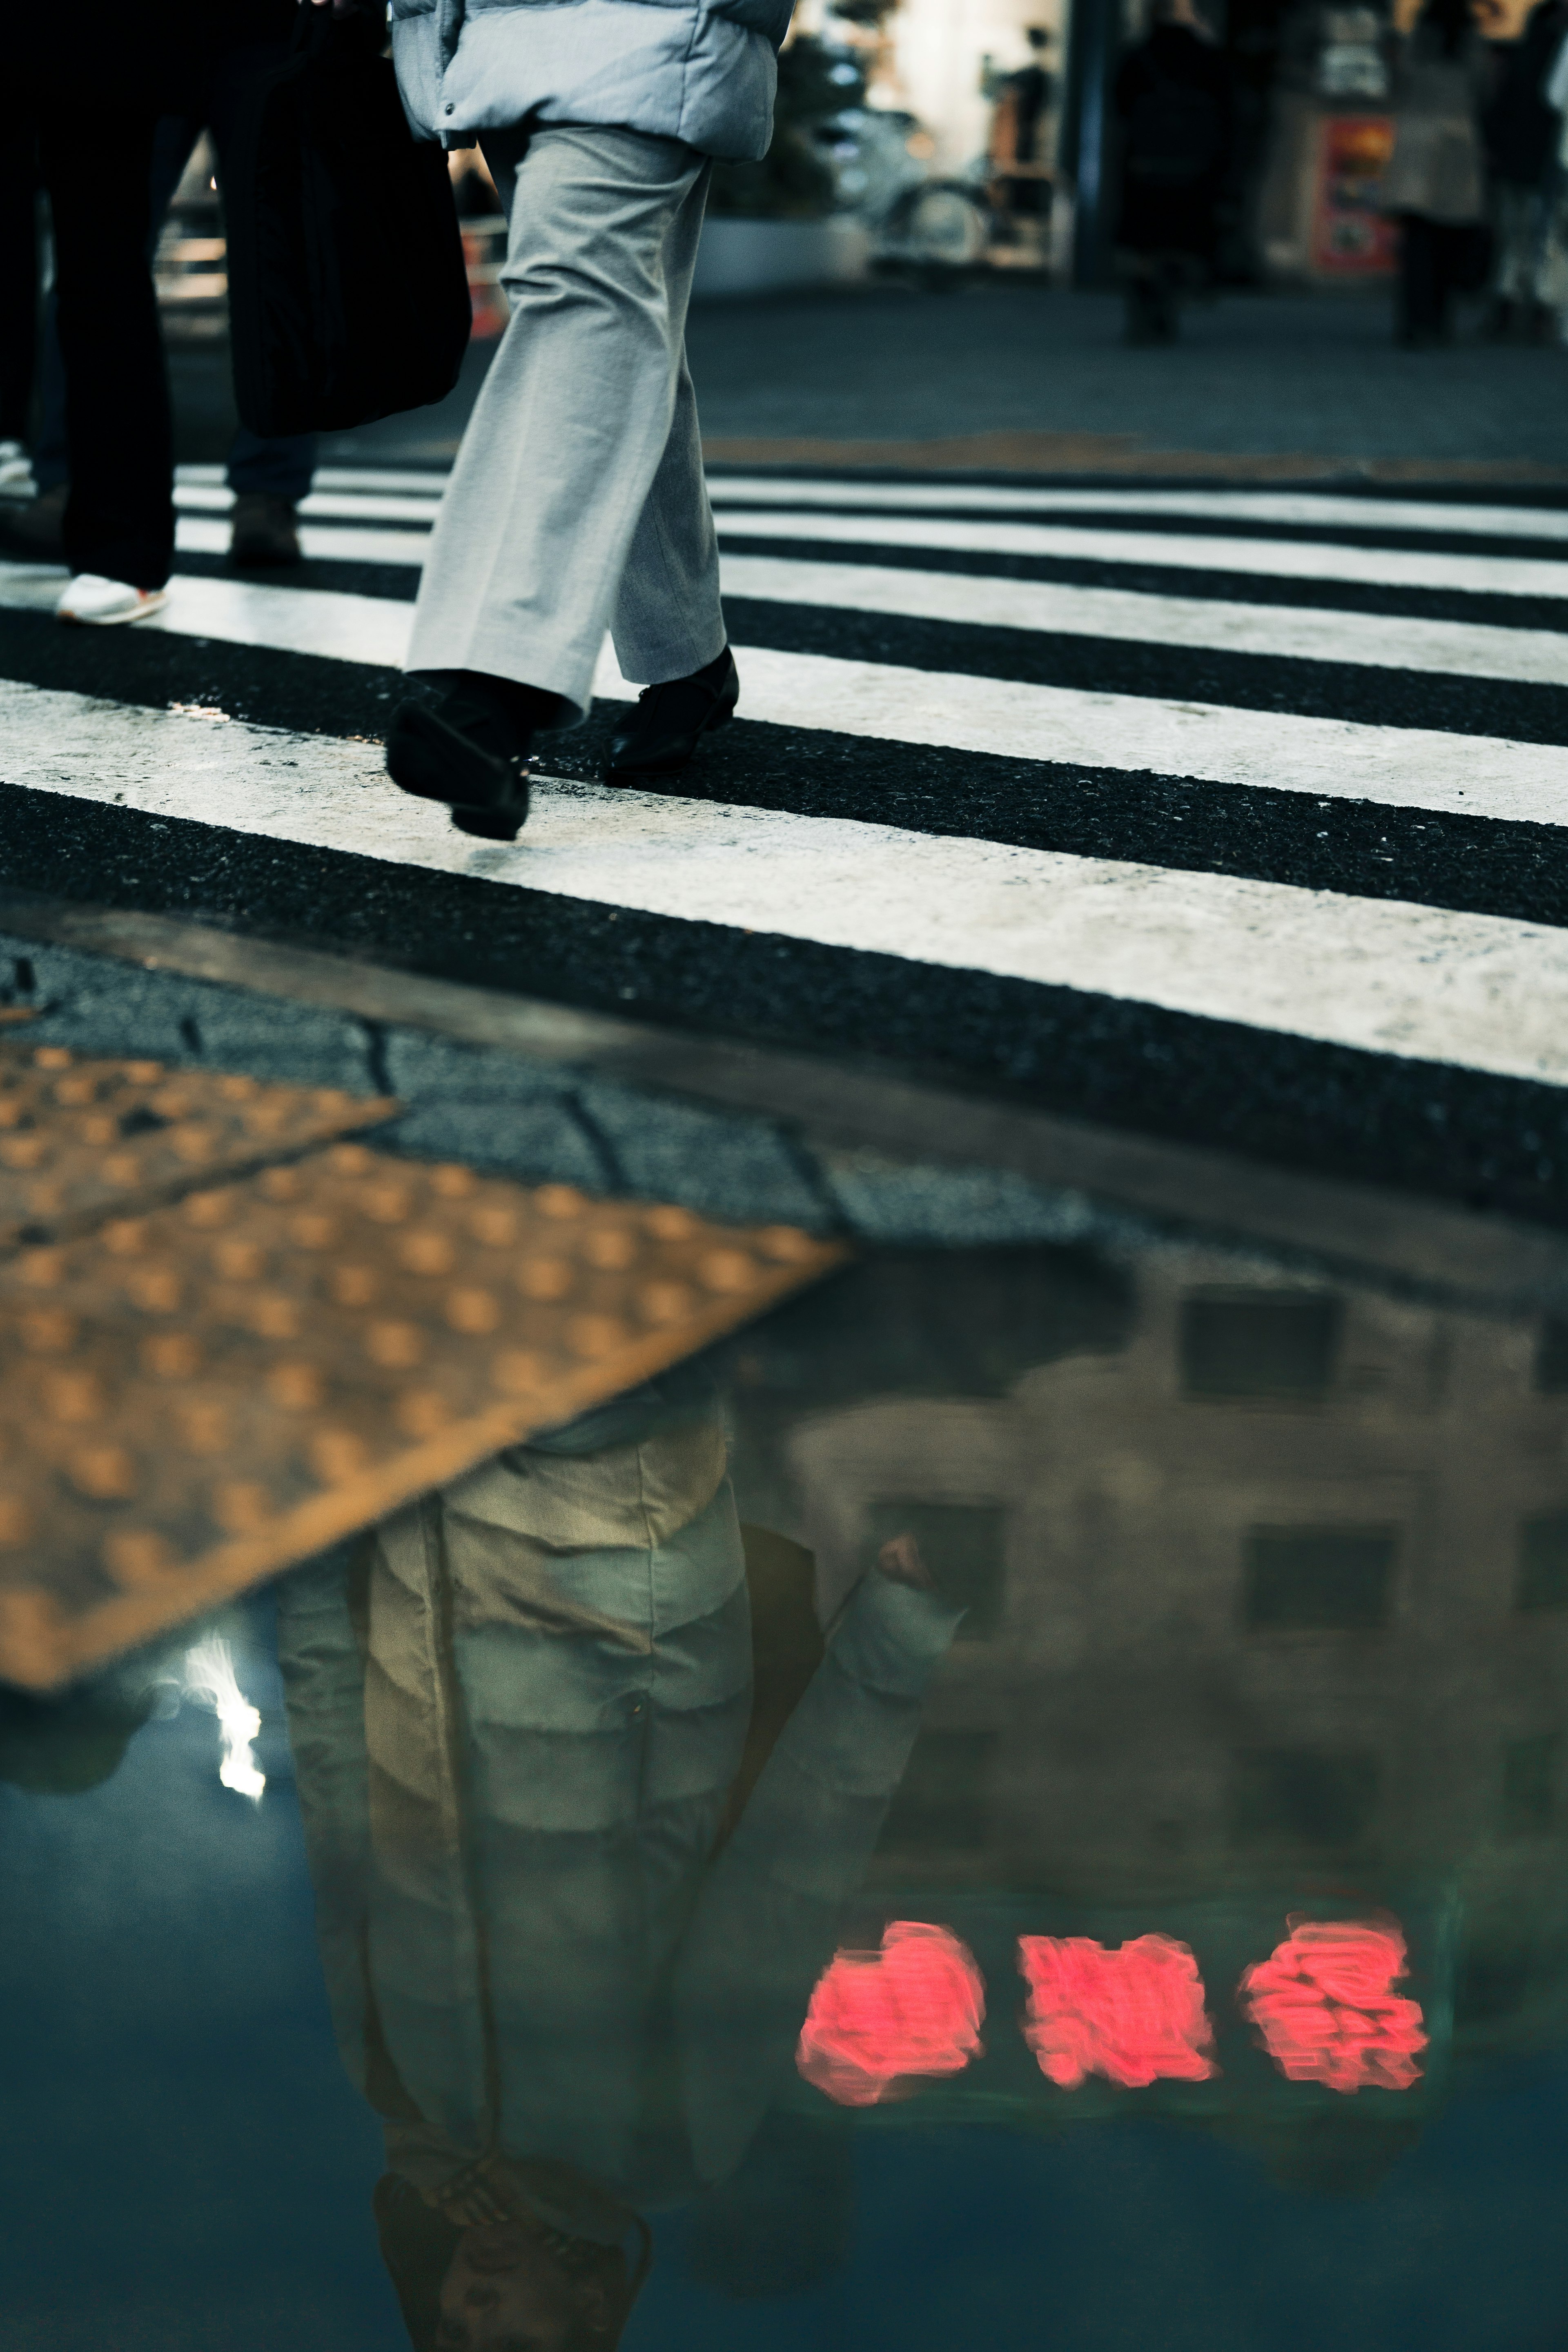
[56,574,170,626]
[0,440,34,499]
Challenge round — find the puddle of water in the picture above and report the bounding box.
[4,1228,1567,2350]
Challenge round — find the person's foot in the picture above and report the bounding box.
[56,574,169,625]
[0,481,67,560]
[603,646,739,782]
[385,672,556,841]
[0,440,34,498]
[229,492,302,567]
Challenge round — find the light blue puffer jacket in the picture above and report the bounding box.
[392,0,796,164]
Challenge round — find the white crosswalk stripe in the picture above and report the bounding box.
[8,673,1568,1091]
[4,464,1568,1115]
[719,554,1568,687]
[708,506,1568,601]
[4,564,1561,819]
[704,475,1568,543]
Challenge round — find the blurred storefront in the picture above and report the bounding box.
[847,0,1538,290]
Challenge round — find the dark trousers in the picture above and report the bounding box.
[153,45,318,503]
[38,109,174,588]
[0,128,39,446]
[1396,214,1470,343]
[32,43,317,520]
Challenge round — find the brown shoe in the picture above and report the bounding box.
[0,481,67,561]
[229,491,302,567]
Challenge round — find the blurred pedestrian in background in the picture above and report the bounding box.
[1482,0,1567,339]
[1112,0,1235,346]
[372,0,795,842]
[9,2,317,614]
[1383,0,1495,347]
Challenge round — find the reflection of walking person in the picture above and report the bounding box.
[1383,0,1494,347]
[274,1371,963,2350]
[1113,0,1234,345]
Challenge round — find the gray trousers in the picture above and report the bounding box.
[405,124,726,722]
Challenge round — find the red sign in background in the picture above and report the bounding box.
[1312,116,1399,276]
[798,1915,1428,2106]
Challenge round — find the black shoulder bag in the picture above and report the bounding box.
[225,6,472,437]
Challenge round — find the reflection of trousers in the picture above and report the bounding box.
[1396,213,1470,339]
[406,124,726,721]
[1492,179,1553,303]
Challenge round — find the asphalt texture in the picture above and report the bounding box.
[303,285,1568,474]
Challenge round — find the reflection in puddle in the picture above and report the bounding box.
[797,1921,987,2106]
[180,1634,267,1802]
[5,1228,1568,2342]
[1017,1930,1220,2090]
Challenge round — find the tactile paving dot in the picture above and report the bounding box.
[0,1042,397,1253]
[0,1143,847,1689]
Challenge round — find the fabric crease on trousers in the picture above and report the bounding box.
[406,122,727,722]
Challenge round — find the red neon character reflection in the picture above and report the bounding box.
[1017,1933,1219,2089]
[796,1921,985,2107]
[1238,1917,1427,2093]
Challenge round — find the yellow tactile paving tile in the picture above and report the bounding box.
[0,1040,396,1250]
[0,1142,846,1689]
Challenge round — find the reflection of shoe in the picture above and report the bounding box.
[0,440,34,497]
[386,673,556,842]
[229,492,301,566]
[604,647,740,781]
[56,573,169,625]
[0,481,67,560]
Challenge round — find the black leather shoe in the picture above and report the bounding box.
[604,647,739,781]
[386,673,555,841]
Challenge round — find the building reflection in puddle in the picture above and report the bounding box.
[5,1229,1568,2340]
[724,1242,1568,2206]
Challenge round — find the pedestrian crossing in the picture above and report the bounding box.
[2,463,1566,1204]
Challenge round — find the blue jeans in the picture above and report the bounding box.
[33,42,317,506]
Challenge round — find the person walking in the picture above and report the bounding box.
[1383,0,1495,347]
[352,0,793,841]
[17,2,183,622]
[1483,0,1568,339]
[1111,0,1234,346]
[9,5,319,584]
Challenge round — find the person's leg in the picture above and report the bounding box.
[38,108,173,589]
[1151,254,1181,341]
[0,126,39,452]
[204,45,318,538]
[225,425,316,503]
[608,357,724,690]
[1432,221,1464,340]
[1490,182,1526,331]
[405,123,710,719]
[1397,214,1437,343]
[607,181,723,690]
[598,339,737,781]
